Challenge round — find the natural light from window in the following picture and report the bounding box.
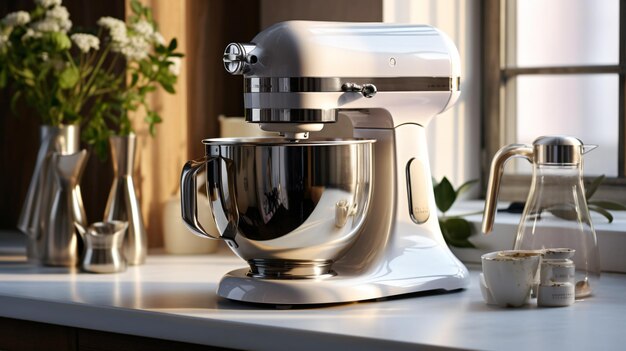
[508,0,620,176]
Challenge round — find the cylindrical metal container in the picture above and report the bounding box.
[181,138,374,278]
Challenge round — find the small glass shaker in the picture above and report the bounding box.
[75,221,128,273]
[537,248,575,307]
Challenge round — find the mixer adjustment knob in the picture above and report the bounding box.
[223,42,257,75]
[342,82,377,98]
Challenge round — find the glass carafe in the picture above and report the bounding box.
[483,136,600,298]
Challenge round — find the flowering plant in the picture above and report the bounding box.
[84,0,183,156]
[0,0,110,126]
[0,0,183,158]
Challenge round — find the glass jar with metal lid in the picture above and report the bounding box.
[483,135,600,298]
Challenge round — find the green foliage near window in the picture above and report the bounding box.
[547,175,626,223]
[433,177,480,248]
[0,0,184,159]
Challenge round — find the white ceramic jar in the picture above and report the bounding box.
[537,249,576,307]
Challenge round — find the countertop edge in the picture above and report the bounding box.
[0,293,458,351]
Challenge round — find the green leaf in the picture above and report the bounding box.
[139,60,153,76]
[168,38,177,51]
[131,73,139,87]
[439,218,475,248]
[49,32,71,51]
[19,68,36,87]
[160,82,175,94]
[545,204,578,221]
[58,66,79,89]
[131,0,143,15]
[434,177,456,213]
[588,204,614,223]
[585,175,605,200]
[456,179,478,198]
[588,200,626,211]
[31,6,45,17]
[145,8,153,23]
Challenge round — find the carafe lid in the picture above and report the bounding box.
[533,135,590,165]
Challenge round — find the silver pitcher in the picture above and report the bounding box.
[40,150,88,266]
[18,124,80,262]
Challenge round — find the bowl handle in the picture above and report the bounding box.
[180,156,221,240]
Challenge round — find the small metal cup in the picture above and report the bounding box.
[75,221,129,273]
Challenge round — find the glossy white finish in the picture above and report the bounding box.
[209,21,468,304]
[0,236,626,351]
[248,21,457,78]
[242,21,461,127]
[217,124,469,304]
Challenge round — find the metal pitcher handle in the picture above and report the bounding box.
[482,144,534,234]
[181,156,220,239]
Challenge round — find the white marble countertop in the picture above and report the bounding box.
[1,232,626,351]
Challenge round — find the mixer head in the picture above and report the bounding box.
[223,21,462,139]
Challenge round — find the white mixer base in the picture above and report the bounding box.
[217,250,470,305]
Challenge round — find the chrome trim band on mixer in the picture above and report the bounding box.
[245,77,460,93]
[247,259,336,279]
[246,108,338,123]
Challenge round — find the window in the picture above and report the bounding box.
[483,0,625,185]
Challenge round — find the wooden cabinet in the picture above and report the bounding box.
[0,317,233,351]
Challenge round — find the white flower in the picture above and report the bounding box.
[31,19,60,33]
[98,17,154,61]
[35,0,62,8]
[40,52,49,61]
[21,28,42,41]
[97,16,128,44]
[45,6,71,33]
[28,5,72,35]
[46,5,69,21]
[119,35,150,61]
[60,19,72,33]
[168,57,181,76]
[132,20,153,38]
[71,33,100,53]
[152,31,165,46]
[2,11,31,27]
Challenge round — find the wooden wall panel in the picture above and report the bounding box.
[186,0,260,159]
[260,0,382,28]
[134,0,259,247]
[132,0,189,248]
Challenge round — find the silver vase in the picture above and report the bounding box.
[40,150,88,266]
[18,124,81,262]
[104,133,147,265]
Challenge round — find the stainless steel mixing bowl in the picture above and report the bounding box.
[181,137,374,278]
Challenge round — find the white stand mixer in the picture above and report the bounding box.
[185,21,469,304]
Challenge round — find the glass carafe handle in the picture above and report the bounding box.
[482,144,534,234]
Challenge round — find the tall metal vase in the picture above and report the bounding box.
[40,150,88,266]
[17,124,81,262]
[104,133,147,265]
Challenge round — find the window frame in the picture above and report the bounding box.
[482,0,626,201]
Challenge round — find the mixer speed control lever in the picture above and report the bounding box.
[342,82,377,98]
